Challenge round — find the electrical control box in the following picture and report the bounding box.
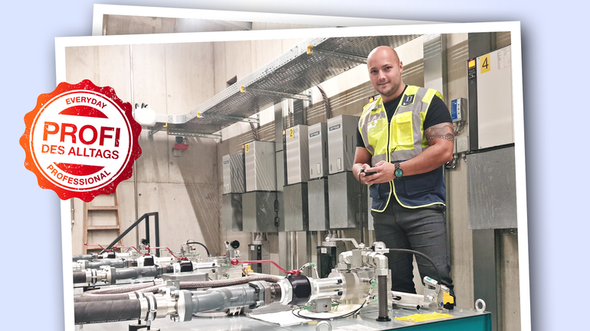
[451,98,466,123]
[283,182,308,231]
[222,154,244,194]
[308,122,328,180]
[328,171,366,229]
[286,125,309,185]
[242,191,281,232]
[455,136,470,154]
[327,115,359,174]
[308,178,329,231]
[244,141,276,192]
[467,146,516,229]
[469,45,514,150]
[221,194,242,231]
[248,242,271,274]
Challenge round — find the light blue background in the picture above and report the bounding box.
[1,1,584,330]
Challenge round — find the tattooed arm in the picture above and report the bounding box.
[362,122,454,185]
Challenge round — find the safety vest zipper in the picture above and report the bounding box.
[385,92,405,210]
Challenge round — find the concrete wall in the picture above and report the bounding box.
[103,15,318,35]
[67,35,305,257]
[212,38,303,94]
[67,42,220,256]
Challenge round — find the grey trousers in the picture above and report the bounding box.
[372,200,453,294]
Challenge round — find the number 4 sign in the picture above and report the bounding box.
[480,53,491,74]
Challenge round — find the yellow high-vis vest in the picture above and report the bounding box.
[358,85,446,211]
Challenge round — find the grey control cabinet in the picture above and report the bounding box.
[242,191,282,233]
[327,115,359,174]
[308,122,328,180]
[222,154,244,194]
[244,141,276,192]
[286,125,309,185]
[467,146,517,229]
[473,45,514,150]
[283,183,308,231]
[221,194,242,231]
[308,178,329,231]
[328,171,367,229]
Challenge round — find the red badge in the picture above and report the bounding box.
[20,80,142,202]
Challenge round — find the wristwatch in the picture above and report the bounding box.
[394,162,403,179]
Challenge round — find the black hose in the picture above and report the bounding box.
[179,275,280,289]
[114,266,160,282]
[75,294,132,302]
[388,248,443,287]
[80,275,279,298]
[185,241,210,257]
[74,300,141,325]
[81,282,160,296]
[73,271,86,284]
[72,254,95,261]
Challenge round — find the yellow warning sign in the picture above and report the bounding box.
[289,127,294,139]
[480,54,491,74]
[245,143,250,153]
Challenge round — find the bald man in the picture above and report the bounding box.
[353,46,455,297]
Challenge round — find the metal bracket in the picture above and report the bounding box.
[148,123,166,140]
[166,129,221,140]
[148,124,222,140]
[196,112,259,124]
[240,85,312,102]
[307,46,367,64]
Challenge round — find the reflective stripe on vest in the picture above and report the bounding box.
[358,85,445,211]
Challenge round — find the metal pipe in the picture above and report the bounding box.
[145,214,150,248]
[359,178,364,245]
[102,212,160,255]
[376,275,390,321]
[155,213,160,257]
[130,43,139,249]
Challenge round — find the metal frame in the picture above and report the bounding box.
[144,35,419,136]
[101,212,161,257]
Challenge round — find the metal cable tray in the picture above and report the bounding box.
[150,34,420,138]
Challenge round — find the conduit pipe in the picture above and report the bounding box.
[74,265,171,286]
[81,281,163,297]
[75,282,276,325]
